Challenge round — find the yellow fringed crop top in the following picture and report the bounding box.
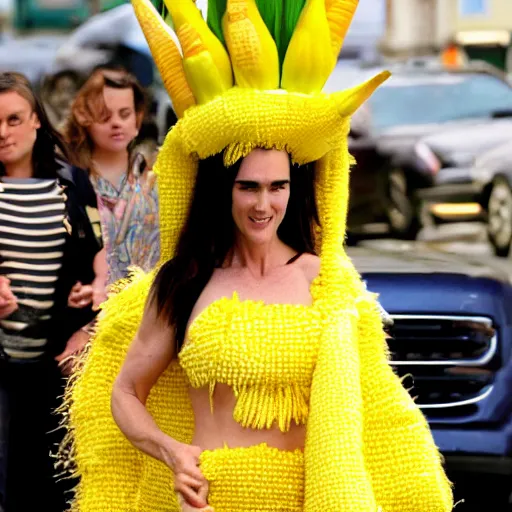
[179,292,323,432]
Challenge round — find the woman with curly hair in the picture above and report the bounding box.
[64,69,159,286]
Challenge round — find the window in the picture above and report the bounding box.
[459,0,488,16]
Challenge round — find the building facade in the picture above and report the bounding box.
[383,0,512,70]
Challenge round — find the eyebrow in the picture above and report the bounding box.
[235,179,290,187]
[7,111,24,117]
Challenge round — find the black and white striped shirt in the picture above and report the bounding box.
[0,178,66,360]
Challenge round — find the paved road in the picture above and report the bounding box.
[418,222,490,254]
[365,222,512,276]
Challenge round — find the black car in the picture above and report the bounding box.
[420,141,512,256]
[349,242,512,511]
[332,61,512,239]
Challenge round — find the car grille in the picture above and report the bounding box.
[388,315,497,415]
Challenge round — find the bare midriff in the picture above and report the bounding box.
[189,383,306,452]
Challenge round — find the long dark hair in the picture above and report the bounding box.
[150,150,319,352]
[0,72,70,177]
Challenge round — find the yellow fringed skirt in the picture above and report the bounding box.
[199,443,305,512]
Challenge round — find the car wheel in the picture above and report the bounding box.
[386,168,420,239]
[487,177,512,257]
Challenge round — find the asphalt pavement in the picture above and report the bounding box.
[418,222,490,254]
[365,221,512,277]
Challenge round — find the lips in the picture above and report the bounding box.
[110,133,125,141]
[249,216,272,226]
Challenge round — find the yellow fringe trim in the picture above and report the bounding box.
[223,140,290,167]
[232,383,310,431]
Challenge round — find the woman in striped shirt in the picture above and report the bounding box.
[0,72,107,512]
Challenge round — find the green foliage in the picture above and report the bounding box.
[257,0,306,66]
[255,0,282,60]
[155,0,307,66]
[207,0,228,44]
[205,0,307,66]
[280,0,306,65]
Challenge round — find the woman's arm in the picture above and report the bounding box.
[112,298,208,508]
[111,298,175,458]
[91,247,108,309]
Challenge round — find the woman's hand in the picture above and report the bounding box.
[91,276,107,311]
[67,281,93,308]
[160,437,209,509]
[55,328,90,375]
[177,493,214,512]
[0,277,17,319]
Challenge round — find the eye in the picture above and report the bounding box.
[8,116,21,126]
[271,184,287,192]
[120,109,133,120]
[238,184,257,191]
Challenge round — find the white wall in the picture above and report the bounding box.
[384,0,441,53]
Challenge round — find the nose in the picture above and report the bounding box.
[110,114,122,129]
[255,190,270,212]
[0,123,7,139]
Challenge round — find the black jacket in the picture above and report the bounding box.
[47,164,103,355]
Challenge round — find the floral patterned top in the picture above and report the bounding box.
[92,170,160,286]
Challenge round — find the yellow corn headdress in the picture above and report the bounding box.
[132,0,390,262]
[61,1,453,511]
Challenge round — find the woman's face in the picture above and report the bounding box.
[87,86,139,154]
[0,91,40,168]
[232,149,291,246]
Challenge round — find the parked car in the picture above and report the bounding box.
[419,141,512,257]
[326,61,512,240]
[350,241,512,510]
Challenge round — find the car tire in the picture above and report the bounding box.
[487,177,512,257]
[386,168,420,240]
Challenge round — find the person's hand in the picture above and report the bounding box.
[177,493,213,512]
[160,438,209,509]
[68,281,93,308]
[91,276,107,311]
[0,276,17,319]
[55,328,89,375]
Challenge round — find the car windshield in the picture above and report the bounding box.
[369,73,512,131]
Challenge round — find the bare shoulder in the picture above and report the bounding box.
[299,253,321,284]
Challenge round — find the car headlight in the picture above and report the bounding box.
[414,142,441,176]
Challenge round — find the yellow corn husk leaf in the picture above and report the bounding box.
[332,71,391,116]
[281,0,335,93]
[131,0,195,118]
[178,23,229,103]
[222,0,279,90]
[326,0,359,58]
[164,0,233,91]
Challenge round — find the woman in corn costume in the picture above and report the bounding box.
[63,0,454,511]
